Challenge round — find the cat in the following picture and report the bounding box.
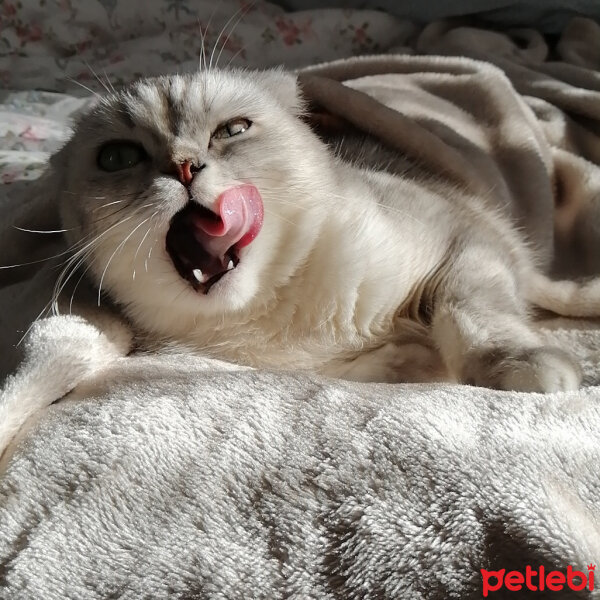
[30,68,600,391]
[6,65,600,463]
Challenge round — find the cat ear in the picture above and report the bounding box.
[255,69,305,115]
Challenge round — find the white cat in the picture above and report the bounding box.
[4,66,600,459]
[51,67,599,390]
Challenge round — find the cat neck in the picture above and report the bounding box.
[162,166,441,370]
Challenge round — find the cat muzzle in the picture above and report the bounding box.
[165,184,263,294]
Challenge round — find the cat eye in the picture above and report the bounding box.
[97,142,147,172]
[212,118,252,140]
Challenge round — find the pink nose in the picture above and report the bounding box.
[175,161,194,186]
[173,160,206,186]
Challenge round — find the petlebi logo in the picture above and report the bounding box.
[481,564,595,596]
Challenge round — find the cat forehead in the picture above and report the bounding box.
[87,70,294,136]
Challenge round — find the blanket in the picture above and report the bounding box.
[1,2,600,598]
[0,322,599,599]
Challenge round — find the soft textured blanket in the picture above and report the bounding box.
[2,5,600,599]
[1,322,599,599]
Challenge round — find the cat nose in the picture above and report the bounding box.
[173,160,205,186]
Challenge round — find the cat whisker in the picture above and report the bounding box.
[97,216,153,305]
[60,249,95,315]
[16,234,103,345]
[52,250,90,312]
[224,45,247,70]
[201,0,222,72]
[12,226,71,234]
[263,208,297,227]
[17,302,54,347]
[63,190,149,200]
[84,60,112,95]
[62,191,107,199]
[51,215,139,307]
[92,199,125,212]
[371,202,426,226]
[88,205,134,226]
[69,252,97,315]
[145,240,156,273]
[66,77,101,99]
[240,174,428,226]
[0,241,92,271]
[89,202,159,226]
[43,207,150,317]
[132,212,159,280]
[259,198,300,208]
[210,0,253,70]
[102,67,118,95]
[170,282,191,305]
[197,17,207,73]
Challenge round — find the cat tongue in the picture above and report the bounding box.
[191,184,264,258]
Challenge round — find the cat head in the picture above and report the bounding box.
[52,68,333,337]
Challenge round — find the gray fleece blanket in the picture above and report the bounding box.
[1,344,600,599]
[2,16,600,600]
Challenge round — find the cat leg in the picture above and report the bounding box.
[328,340,447,384]
[0,313,132,468]
[431,249,581,393]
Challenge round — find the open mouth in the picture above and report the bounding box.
[165,185,264,295]
[166,203,239,293]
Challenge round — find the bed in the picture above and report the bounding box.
[1,1,600,598]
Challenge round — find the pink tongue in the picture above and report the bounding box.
[191,184,264,259]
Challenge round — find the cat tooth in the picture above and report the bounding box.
[192,268,205,283]
[227,260,234,271]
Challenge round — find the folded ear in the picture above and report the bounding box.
[254,68,306,115]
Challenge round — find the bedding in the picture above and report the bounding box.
[1,325,599,599]
[1,1,600,598]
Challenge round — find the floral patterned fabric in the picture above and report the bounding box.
[0,0,415,182]
[0,90,91,183]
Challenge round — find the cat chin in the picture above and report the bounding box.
[96,237,268,340]
[187,258,261,312]
[88,194,298,339]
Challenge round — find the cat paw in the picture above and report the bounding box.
[21,315,133,394]
[464,346,582,393]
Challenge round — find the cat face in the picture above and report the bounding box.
[53,69,331,331]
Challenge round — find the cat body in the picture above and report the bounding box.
[6,65,600,462]
[42,68,592,390]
